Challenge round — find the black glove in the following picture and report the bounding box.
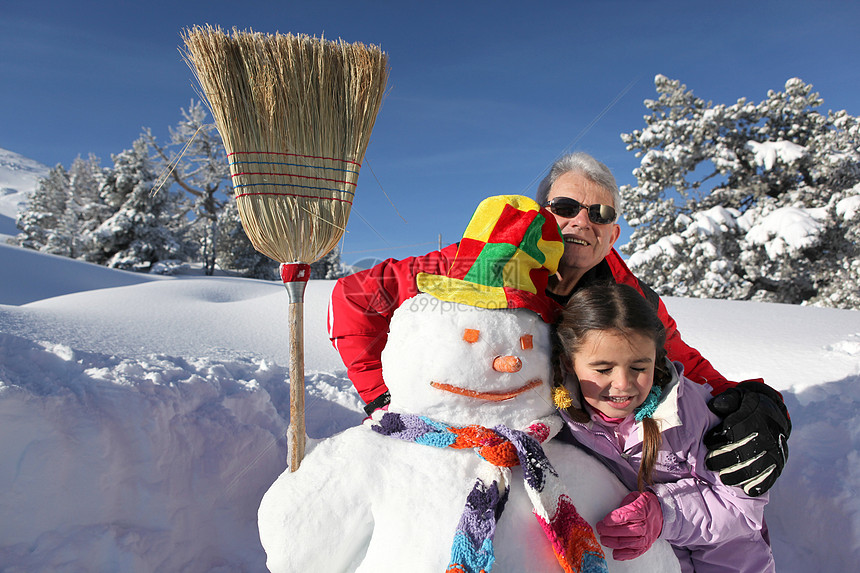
[363,390,391,416]
[704,381,790,497]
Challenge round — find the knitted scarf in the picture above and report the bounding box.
[370,411,608,573]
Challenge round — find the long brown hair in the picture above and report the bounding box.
[554,282,673,491]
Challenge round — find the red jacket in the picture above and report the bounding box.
[327,245,735,408]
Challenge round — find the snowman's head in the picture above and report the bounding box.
[382,293,554,428]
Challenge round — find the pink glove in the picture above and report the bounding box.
[596,490,663,561]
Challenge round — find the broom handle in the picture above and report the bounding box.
[282,263,311,471]
[288,301,306,471]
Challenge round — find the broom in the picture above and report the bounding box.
[182,25,388,471]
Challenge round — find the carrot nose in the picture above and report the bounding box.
[492,355,522,373]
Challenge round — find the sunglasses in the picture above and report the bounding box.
[544,197,617,224]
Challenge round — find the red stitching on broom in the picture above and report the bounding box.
[227,150,361,166]
[233,191,354,204]
[228,159,359,175]
[230,171,357,186]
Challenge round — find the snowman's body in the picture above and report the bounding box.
[259,294,680,572]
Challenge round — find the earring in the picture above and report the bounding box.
[552,385,573,409]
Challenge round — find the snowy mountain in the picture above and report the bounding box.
[0,147,50,236]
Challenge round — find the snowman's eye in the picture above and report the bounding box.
[463,329,480,343]
[520,335,533,350]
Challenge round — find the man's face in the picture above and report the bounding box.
[546,171,621,276]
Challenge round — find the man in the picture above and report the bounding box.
[327,152,790,496]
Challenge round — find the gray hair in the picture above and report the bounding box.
[535,152,623,219]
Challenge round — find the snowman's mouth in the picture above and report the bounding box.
[429,379,542,401]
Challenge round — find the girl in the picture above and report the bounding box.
[553,282,775,573]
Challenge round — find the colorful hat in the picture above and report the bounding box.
[416,195,563,322]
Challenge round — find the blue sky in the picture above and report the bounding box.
[2,0,859,266]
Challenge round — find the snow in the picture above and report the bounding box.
[684,206,739,237]
[0,245,359,571]
[838,189,860,220]
[0,147,49,236]
[626,234,683,267]
[1,152,859,571]
[744,206,827,257]
[747,140,807,171]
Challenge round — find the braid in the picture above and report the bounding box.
[638,417,661,491]
[637,349,672,491]
[550,331,566,390]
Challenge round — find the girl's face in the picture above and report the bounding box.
[571,328,656,419]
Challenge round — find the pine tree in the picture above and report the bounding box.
[621,76,860,308]
[17,157,112,260]
[146,100,230,275]
[16,164,71,254]
[86,137,191,271]
[310,246,346,280]
[64,155,108,258]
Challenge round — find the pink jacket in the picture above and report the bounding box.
[559,362,776,573]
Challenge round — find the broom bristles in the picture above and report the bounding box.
[182,25,388,264]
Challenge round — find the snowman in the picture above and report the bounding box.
[258,195,680,572]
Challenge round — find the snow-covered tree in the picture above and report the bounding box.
[85,137,191,271]
[16,164,71,254]
[16,156,106,258]
[621,76,860,309]
[145,100,230,275]
[63,155,109,258]
[310,246,346,280]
